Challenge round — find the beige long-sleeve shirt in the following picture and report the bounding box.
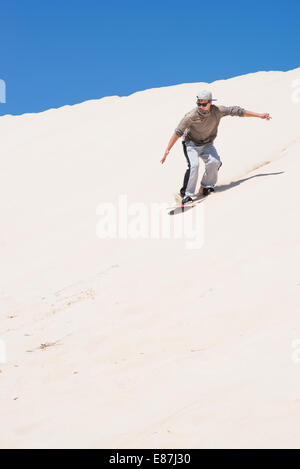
[175,104,245,145]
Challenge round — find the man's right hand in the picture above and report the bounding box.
[161,134,179,164]
[160,150,169,164]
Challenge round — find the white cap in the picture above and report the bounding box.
[196,89,217,101]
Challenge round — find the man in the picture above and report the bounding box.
[161,90,271,205]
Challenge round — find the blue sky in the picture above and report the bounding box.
[1,0,299,116]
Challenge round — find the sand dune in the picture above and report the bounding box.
[1,68,300,449]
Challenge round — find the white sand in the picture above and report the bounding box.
[1,68,300,449]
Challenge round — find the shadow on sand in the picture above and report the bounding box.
[216,171,284,193]
[168,172,284,216]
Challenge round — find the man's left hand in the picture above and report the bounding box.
[261,113,272,120]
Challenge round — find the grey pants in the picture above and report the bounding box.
[180,140,222,197]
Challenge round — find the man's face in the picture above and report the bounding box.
[197,99,212,112]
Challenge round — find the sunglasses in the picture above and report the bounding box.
[197,101,211,107]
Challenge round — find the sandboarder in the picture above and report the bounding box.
[161,90,271,205]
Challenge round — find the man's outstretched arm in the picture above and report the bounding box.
[160,133,180,164]
[244,110,272,120]
[161,111,192,164]
[219,106,271,120]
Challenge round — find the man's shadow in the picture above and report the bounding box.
[216,171,284,193]
[169,172,284,215]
